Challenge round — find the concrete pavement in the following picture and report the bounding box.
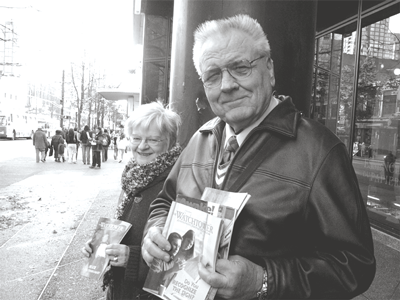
[1,148,399,299]
[0,149,129,300]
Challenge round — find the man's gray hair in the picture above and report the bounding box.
[125,101,181,149]
[192,14,271,76]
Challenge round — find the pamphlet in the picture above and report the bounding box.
[81,217,132,280]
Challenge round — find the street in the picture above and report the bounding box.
[0,139,130,299]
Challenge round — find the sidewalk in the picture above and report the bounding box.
[1,150,399,299]
[40,154,131,300]
[0,151,130,300]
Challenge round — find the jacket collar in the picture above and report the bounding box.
[199,96,301,139]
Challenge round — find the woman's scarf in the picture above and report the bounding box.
[114,145,182,219]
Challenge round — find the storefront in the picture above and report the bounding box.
[314,0,400,238]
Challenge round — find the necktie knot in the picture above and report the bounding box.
[221,136,238,165]
[226,136,239,153]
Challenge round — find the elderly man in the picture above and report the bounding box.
[142,15,375,299]
[33,127,49,163]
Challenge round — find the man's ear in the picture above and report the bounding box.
[267,58,275,87]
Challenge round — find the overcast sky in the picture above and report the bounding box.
[0,0,139,85]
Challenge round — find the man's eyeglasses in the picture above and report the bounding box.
[130,136,164,146]
[200,56,265,88]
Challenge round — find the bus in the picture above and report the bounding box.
[0,112,38,140]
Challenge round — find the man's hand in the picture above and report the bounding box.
[142,226,171,266]
[198,255,264,300]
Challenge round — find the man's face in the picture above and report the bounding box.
[169,238,182,257]
[199,30,275,132]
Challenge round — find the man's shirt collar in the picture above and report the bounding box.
[225,96,280,147]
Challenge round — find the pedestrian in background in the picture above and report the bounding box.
[75,127,81,161]
[109,129,115,150]
[66,128,77,164]
[113,131,119,160]
[33,127,49,163]
[51,130,65,162]
[102,129,111,162]
[116,132,127,163]
[89,127,103,169]
[80,125,91,165]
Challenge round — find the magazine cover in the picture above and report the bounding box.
[143,202,224,300]
[176,194,236,260]
[81,217,132,280]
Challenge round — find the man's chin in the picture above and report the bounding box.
[224,108,256,131]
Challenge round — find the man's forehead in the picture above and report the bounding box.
[200,31,256,68]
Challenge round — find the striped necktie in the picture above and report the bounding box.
[220,135,239,165]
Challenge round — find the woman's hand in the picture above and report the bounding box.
[81,239,93,258]
[106,244,130,268]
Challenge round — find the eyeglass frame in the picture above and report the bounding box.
[130,136,165,147]
[199,55,266,88]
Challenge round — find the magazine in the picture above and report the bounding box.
[143,189,250,300]
[176,194,236,260]
[81,217,132,280]
[199,189,250,300]
[143,201,225,300]
[200,187,251,217]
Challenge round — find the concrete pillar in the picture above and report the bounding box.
[169,0,317,146]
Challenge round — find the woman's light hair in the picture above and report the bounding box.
[193,14,271,76]
[124,101,181,149]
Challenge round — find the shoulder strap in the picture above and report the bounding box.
[227,134,285,193]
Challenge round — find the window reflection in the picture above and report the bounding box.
[353,13,400,234]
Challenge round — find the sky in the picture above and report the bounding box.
[0,0,140,86]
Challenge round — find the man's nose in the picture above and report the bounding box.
[220,70,238,92]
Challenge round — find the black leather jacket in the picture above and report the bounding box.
[145,97,376,299]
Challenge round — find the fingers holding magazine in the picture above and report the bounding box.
[198,255,264,300]
[142,226,172,266]
[106,244,130,268]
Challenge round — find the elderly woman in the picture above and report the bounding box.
[50,130,65,162]
[82,101,182,300]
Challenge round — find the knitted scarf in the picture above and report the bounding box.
[114,145,182,220]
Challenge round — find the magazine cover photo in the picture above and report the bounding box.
[144,212,214,300]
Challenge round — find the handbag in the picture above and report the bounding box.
[49,147,53,157]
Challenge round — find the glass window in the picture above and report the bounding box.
[314,25,356,150]
[353,12,400,237]
[142,60,168,104]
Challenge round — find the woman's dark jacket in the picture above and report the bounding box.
[107,166,172,300]
[51,134,64,149]
[91,132,103,152]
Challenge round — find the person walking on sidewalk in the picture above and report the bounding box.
[33,127,49,163]
[66,128,77,164]
[116,132,127,163]
[74,127,81,161]
[51,130,65,162]
[102,129,111,162]
[89,127,103,169]
[82,101,182,299]
[80,125,91,165]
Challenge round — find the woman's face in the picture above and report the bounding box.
[182,237,194,250]
[130,123,169,165]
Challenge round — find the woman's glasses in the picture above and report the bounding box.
[200,56,265,88]
[130,136,164,146]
